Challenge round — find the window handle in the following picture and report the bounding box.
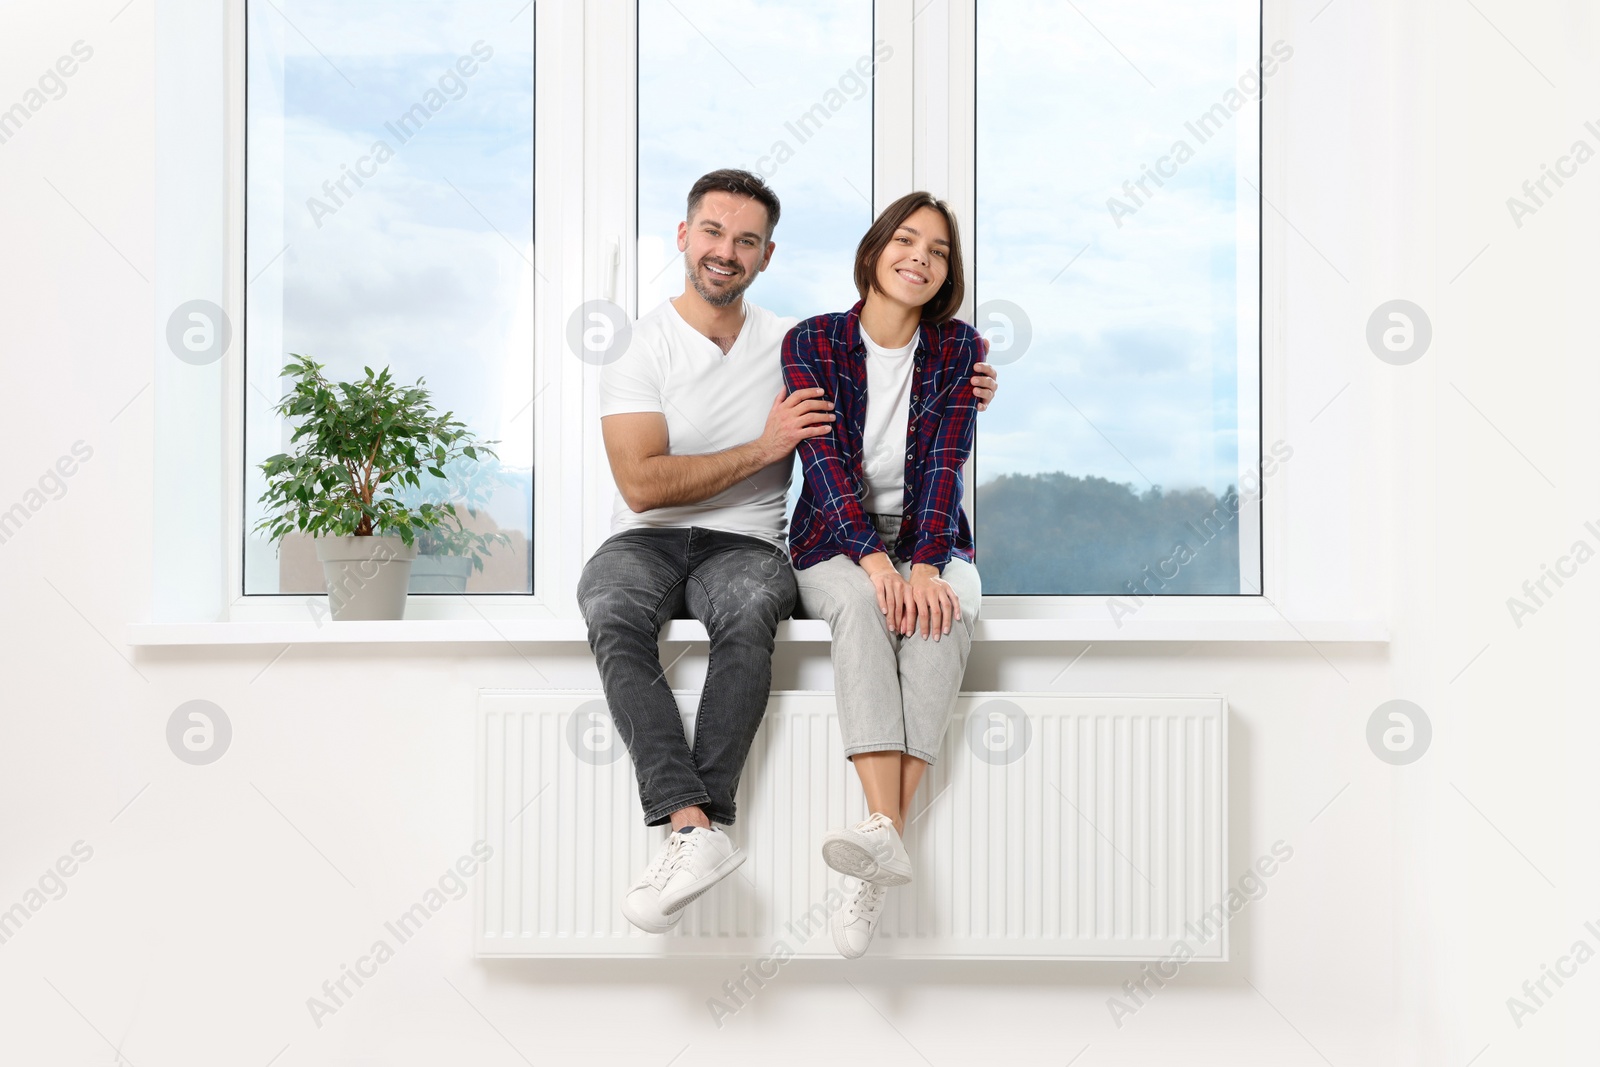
[604,235,621,304]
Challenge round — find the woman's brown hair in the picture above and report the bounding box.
[852,191,965,324]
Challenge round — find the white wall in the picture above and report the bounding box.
[0,1,1595,1064]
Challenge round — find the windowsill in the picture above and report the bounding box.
[126,615,1388,646]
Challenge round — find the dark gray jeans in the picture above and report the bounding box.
[576,527,796,827]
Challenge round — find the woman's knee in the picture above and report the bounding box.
[799,580,882,634]
[944,560,982,623]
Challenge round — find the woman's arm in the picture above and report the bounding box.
[782,323,887,563]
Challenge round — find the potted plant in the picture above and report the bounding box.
[253,353,501,620]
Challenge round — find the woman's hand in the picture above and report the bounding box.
[860,552,913,635]
[907,564,962,640]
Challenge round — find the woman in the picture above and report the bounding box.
[782,191,982,959]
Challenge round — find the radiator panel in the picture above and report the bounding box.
[475,690,1227,960]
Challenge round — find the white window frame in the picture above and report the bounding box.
[136,0,1388,644]
[157,0,582,624]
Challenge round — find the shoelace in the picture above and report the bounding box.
[664,831,701,874]
[848,881,887,920]
[643,830,703,888]
[640,835,683,889]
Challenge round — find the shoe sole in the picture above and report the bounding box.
[658,847,746,914]
[621,899,682,935]
[820,834,913,887]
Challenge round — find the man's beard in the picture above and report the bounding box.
[687,256,753,308]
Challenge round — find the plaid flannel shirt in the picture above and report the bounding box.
[783,300,979,572]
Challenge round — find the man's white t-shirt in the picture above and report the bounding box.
[859,327,917,515]
[599,298,798,548]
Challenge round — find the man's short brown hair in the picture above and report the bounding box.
[685,169,782,238]
[852,191,965,324]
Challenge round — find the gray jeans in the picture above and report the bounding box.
[576,527,796,826]
[795,513,981,764]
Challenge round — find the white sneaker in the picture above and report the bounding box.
[831,877,889,958]
[820,812,913,886]
[621,835,687,935]
[656,825,746,914]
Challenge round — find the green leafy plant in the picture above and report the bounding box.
[253,354,504,570]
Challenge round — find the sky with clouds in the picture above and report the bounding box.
[974,0,1260,501]
[637,0,875,317]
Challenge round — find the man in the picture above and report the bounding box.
[576,169,997,934]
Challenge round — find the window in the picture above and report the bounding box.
[973,0,1262,595]
[243,1,535,595]
[633,0,1262,597]
[190,0,1286,625]
[636,0,875,320]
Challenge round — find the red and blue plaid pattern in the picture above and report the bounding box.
[783,299,978,572]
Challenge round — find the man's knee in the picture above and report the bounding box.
[577,573,653,635]
[759,567,798,623]
[705,590,786,644]
[575,567,610,619]
[699,557,795,630]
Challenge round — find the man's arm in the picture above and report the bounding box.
[602,388,833,514]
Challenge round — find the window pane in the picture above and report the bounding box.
[975,0,1262,595]
[245,2,534,594]
[637,0,874,320]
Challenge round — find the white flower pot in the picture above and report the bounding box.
[314,534,418,620]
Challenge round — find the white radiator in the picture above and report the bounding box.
[475,690,1227,960]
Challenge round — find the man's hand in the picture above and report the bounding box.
[760,387,835,464]
[973,336,999,412]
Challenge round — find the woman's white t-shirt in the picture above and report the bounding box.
[859,327,918,515]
